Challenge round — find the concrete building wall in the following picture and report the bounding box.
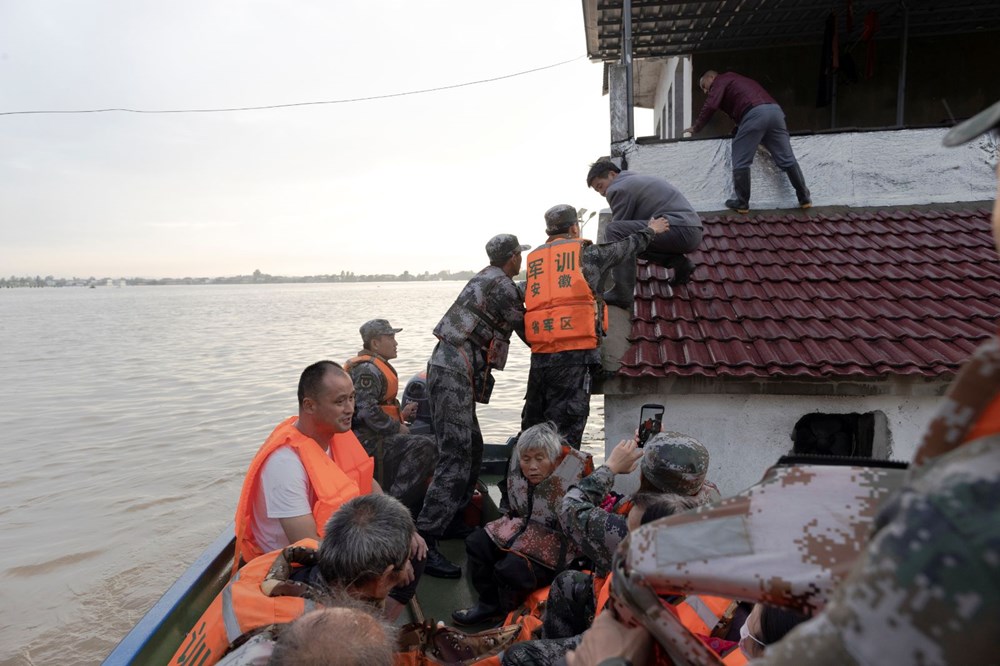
[605,390,941,497]
[625,127,997,211]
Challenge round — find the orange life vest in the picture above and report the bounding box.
[967,391,1000,442]
[524,238,607,353]
[233,417,374,567]
[344,353,402,422]
[169,539,320,666]
[673,594,734,637]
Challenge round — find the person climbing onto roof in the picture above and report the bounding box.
[452,422,593,626]
[684,70,811,214]
[586,161,703,305]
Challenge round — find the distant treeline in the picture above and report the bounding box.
[1,269,486,288]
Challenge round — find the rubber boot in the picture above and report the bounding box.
[602,260,638,310]
[725,168,751,214]
[783,164,812,208]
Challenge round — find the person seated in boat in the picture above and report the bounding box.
[735,603,809,660]
[452,422,594,626]
[169,494,418,666]
[215,600,397,666]
[559,431,721,579]
[501,494,707,666]
[232,360,427,571]
[344,319,437,518]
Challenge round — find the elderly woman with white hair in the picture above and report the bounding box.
[453,422,593,626]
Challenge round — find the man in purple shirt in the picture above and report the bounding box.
[685,70,811,214]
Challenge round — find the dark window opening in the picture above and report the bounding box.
[791,412,889,459]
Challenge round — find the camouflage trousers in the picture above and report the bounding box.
[500,570,595,666]
[543,570,597,638]
[361,432,437,518]
[520,363,594,449]
[416,363,484,536]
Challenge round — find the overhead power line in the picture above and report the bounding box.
[0,55,586,117]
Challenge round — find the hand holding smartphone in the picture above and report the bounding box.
[637,403,665,447]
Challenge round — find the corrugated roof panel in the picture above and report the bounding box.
[618,206,999,380]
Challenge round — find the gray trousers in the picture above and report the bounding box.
[732,103,798,170]
[605,219,702,257]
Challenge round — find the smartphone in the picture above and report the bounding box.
[637,403,665,447]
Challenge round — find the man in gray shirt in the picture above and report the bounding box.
[587,161,703,306]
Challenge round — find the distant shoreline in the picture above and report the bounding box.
[1,270,489,288]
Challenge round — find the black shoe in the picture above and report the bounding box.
[725,198,750,214]
[424,547,461,579]
[452,601,502,626]
[669,257,696,287]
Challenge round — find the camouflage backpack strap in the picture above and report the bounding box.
[914,333,1000,467]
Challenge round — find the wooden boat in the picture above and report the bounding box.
[102,441,513,665]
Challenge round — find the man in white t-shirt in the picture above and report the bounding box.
[233,361,427,618]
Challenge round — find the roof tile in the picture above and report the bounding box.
[619,206,1000,380]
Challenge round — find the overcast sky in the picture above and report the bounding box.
[0,0,655,278]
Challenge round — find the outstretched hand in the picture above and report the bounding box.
[605,437,643,475]
[648,216,670,235]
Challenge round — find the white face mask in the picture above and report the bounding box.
[739,617,767,658]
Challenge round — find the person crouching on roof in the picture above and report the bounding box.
[452,422,593,626]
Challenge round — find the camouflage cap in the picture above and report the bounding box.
[544,204,578,234]
[943,99,1000,146]
[486,234,531,264]
[359,319,402,345]
[640,431,710,496]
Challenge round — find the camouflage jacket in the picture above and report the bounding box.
[531,228,655,368]
[756,333,1000,666]
[430,265,526,373]
[558,465,629,577]
[346,351,400,444]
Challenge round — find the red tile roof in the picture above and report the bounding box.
[623,207,1000,380]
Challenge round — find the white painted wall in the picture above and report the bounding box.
[626,128,998,211]
[651,57,693,140]
[604,391,943,497]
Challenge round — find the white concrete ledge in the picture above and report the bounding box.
[626,128,998,212]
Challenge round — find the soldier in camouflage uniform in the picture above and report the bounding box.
[520,205,669,448]
[345,319,437,517]
[502,433,720,666]
[417,234,529,579]
[560,431,720,577]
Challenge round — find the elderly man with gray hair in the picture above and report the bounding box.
[170,494,419,666]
